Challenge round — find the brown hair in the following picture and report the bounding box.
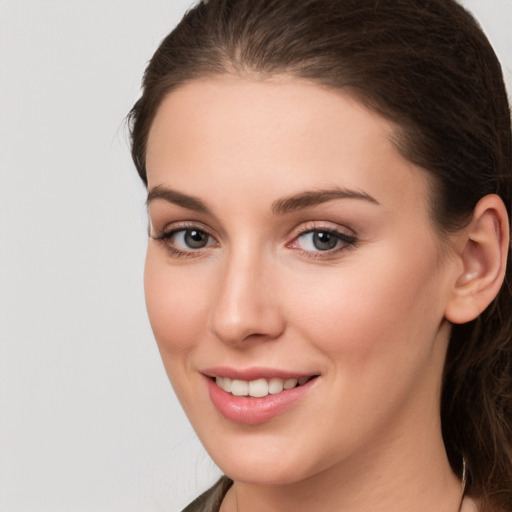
[128,0,512,509]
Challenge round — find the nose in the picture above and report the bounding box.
[208,251,285,345]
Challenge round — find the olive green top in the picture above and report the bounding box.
[181,477,233,512]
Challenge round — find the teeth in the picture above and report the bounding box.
[284,378,298,389]
[231,379,249,396]
[268,377,284,394]
[249,378,268,398]
[215,376,312,397]
[223,377,232,393]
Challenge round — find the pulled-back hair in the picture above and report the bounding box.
[128,1,512,509]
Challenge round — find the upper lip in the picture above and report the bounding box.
[202,366,318,381]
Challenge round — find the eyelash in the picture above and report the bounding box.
[151,222,218,259]
[289,224,357,258]
[151,222,357,259]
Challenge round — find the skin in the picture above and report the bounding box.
[144,76,480,512]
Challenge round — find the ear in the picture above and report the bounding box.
[445,194,510,324]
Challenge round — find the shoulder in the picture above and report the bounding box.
[181,476,234,512]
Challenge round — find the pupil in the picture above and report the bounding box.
[185,230,208,248]
[313,231,338,251]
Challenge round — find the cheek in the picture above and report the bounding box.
[143,248,216,416]
[277,245,449,446]
[286,243,446,364]
[144,248,208,359]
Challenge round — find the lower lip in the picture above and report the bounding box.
[205,376,318,425]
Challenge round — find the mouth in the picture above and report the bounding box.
[204,370,320,425]
[212,375,318,398]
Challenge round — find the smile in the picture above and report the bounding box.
[206,373,320,425]
[215,376,314,397]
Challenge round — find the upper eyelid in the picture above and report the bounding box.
[150,219,357,243]
[296,229,356,242]
[151,220,216,238]
[295,228,357,243]
[289,220,356,237]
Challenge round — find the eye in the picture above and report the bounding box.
[152,226,218,256]
[175,229,212,249]
[300,231,340,251]
[289,227,357,255]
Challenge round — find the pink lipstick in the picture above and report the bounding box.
[203,368,319,425]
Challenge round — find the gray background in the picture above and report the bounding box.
[0,1,510,511]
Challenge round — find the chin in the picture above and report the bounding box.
[220,459,314,486]
[198,429,329,487]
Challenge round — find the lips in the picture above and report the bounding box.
[203,368,319,425]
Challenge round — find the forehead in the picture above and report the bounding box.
[147,75,397,162]
[145,75,432,218]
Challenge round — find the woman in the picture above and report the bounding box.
[128,0,512,510]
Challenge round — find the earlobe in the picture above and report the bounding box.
[445,194,510,325]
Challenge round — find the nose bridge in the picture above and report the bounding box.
[208,243,283,344]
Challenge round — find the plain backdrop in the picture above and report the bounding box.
[0,1,511,511]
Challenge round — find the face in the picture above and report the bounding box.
[144,76,458,486]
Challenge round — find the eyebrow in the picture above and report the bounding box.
[271,187,380,214]
[146,185,379,215]
[147,185,211,214]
